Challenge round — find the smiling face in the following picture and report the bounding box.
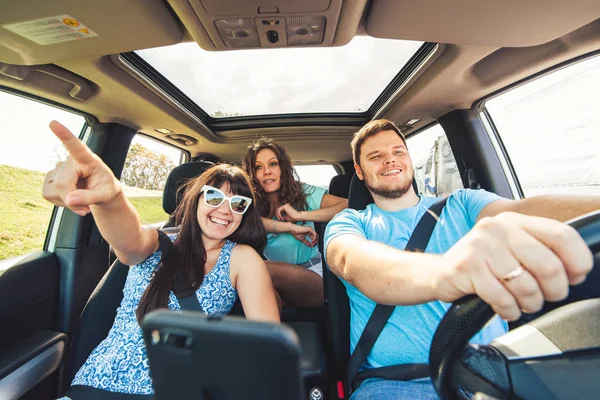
[254,148,282,194]
[196,183,244,242]
[355,130,415,199]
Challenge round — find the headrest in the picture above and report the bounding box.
[348,175,373,211]
[328,174,352,198]
[162,161,214,214]
[348,174,419,211]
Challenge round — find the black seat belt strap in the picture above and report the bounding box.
[157,230,173,258]
[156,230,204,313]
[346,197,448,391]
[175,292,203,312]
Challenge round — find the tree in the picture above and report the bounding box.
[121,143,176,190]
[50,142,68,165]
[212,110,243,118]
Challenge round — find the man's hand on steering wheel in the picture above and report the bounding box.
[430,210,600,400]
[432,212,593,321]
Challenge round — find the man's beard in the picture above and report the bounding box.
[365,176,413,199]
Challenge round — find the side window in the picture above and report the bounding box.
[407,124,462,197]
[0,90,86,263]
[294,165,338,191]
[122,135,185,225]
[486,55,600,197]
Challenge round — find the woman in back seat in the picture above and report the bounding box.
[43,121,279,399]
[243,138,348,310]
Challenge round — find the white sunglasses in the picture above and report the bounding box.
[201,185,252,215]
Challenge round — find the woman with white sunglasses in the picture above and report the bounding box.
[43,121,279,399]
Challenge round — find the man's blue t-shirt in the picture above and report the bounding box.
[324,189,509,369]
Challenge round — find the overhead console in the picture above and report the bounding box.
[167,0,364,50]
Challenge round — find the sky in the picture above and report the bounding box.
[486,56,600,192]
[0,92,86,173]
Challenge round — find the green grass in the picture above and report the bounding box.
[128,197,169,225]
[0,165,53,260]
[0,165,167,261]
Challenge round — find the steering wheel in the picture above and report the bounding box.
[429,210,600,400]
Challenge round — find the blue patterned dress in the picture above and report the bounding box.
[61,236,238,397]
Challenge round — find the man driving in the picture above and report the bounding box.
[324,119,599,399]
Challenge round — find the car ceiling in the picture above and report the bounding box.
[1,0,599,165]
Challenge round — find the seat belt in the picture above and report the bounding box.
[346,197,448,392]
[157,230,204,313]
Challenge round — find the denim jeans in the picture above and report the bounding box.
[350,378,439,400]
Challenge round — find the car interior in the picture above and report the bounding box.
[1,1,599,399]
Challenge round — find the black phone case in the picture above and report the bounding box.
[142,310,304,400]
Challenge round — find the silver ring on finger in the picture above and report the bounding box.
[501,265,525,284]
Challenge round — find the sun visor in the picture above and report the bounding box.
[0,0,183,65]
[365,0,600,47]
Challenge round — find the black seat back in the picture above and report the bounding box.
[315,174,352,255]
[108,160,213,264]
[328,175,352,199]
[67,259,129,381]
[162,161,214,227]
[322,174,369,396]
[322,174,418,397]
[68,161,212,382]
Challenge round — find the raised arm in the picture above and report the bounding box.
[478,195,600,222]
[326,212,593,321]
[230,244,280,322]
[260,217,318,247]
[276,193,348,223]
[42,121,158,265]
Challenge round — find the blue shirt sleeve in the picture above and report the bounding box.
[453,189,504,225]
[303,183,327,211]
[323,209,366,264]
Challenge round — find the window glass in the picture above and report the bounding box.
[0,91,85,264]
[407,124,463,197]
[294,165,337,191]
[122,135,184,225]
[486,55,600,197]
[136,37,425,117]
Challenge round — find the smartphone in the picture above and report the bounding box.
[142,310,304,400]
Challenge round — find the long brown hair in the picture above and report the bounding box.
[243,137,308,217]
[136,164,266,324]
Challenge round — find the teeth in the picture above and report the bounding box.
[210,217,229,226]
[382,169,401,176]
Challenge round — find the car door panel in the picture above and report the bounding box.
[0,252,59,349]
[0,252,61,399]
[0,330,67,400]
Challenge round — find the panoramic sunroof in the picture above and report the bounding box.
[135,37,425,118]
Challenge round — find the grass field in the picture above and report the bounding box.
[0,165,168,261]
